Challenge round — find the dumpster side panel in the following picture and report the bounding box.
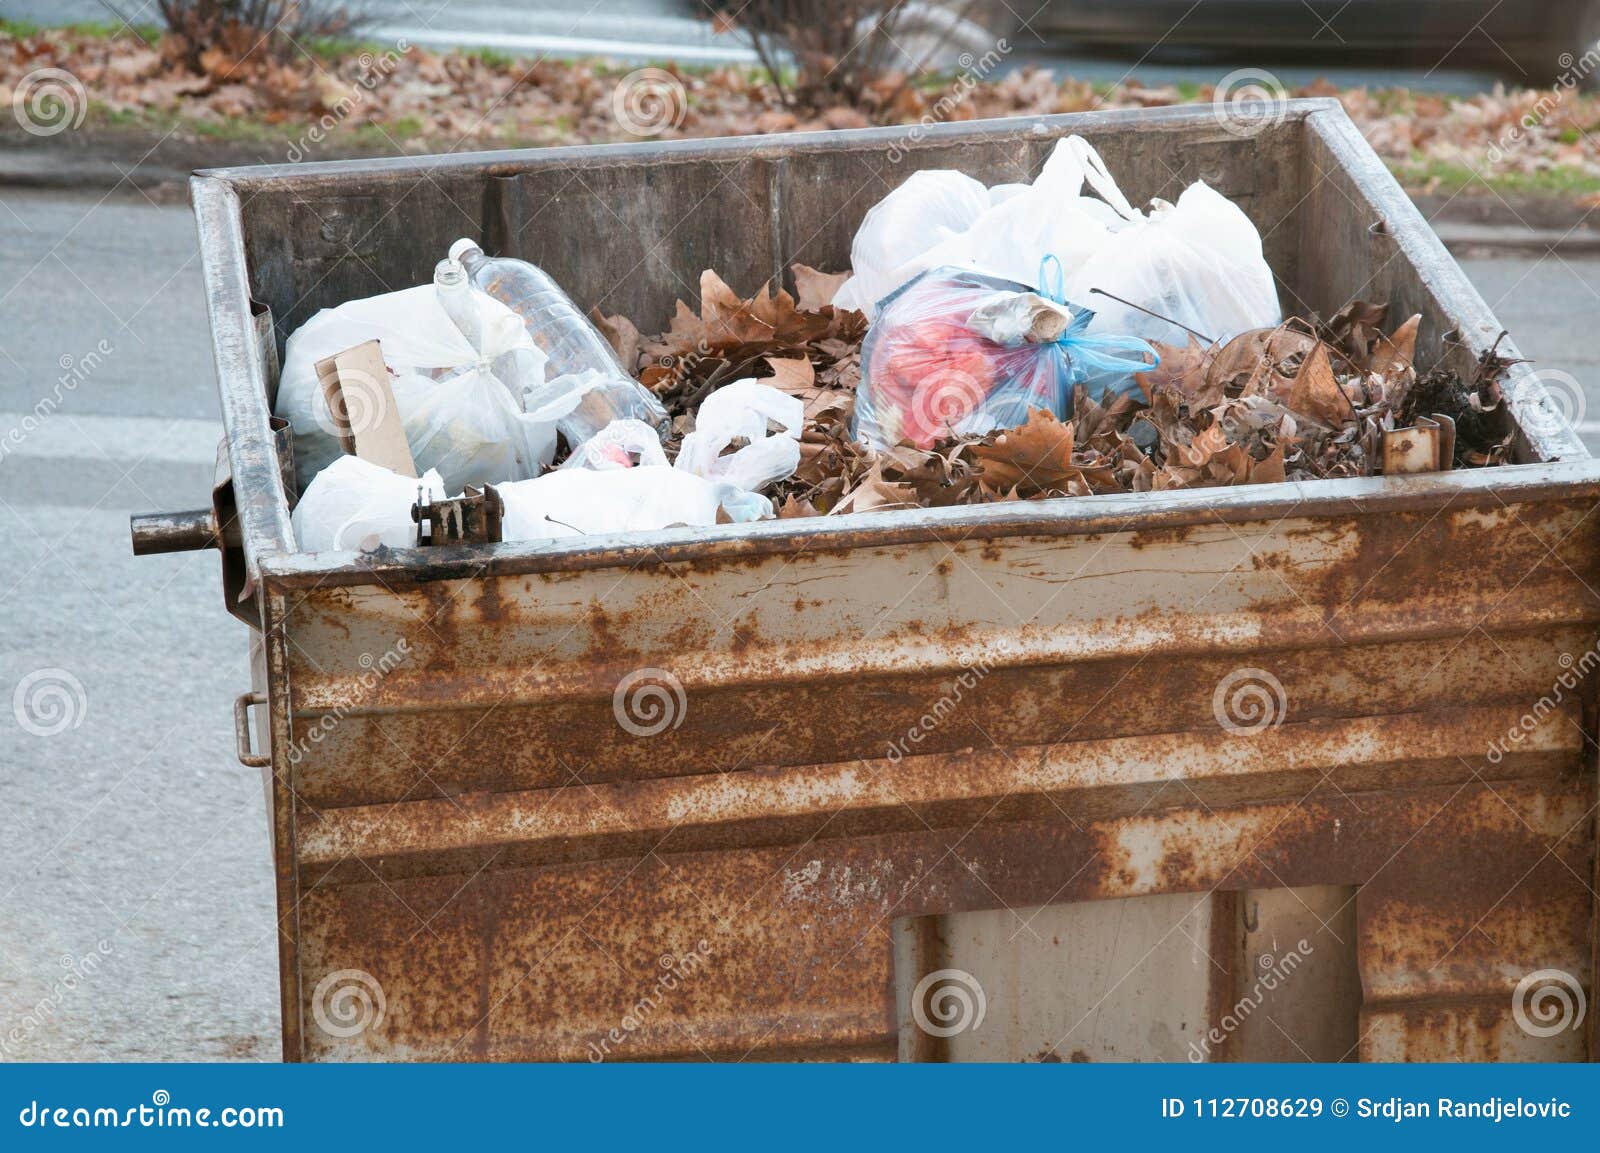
[284,779,1593,1060]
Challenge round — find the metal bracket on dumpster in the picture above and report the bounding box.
[1382,413,1457,475]
[233,690,270,768]
[412,485,504,546]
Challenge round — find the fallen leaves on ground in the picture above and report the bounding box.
[7,26,1600,192]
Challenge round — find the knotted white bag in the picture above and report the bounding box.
[833,135,1280,346]
[277,284,555,495]
[292,455,445,553]
[1063,181,1282,347]
[674,379,804,493]
[834,137,1133,318]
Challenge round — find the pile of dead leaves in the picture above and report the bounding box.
[596,269,1516,519]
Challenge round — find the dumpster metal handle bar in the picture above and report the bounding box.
[234,691,270,768]
[130,508,219,555]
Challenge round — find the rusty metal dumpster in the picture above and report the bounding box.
[143,99,1598,1062]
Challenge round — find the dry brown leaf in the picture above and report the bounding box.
[830,463,919,514]
[1369,313,1420,382]
[792,264,850,312]
[1209,325,1317,399]
[968,409,1077,493]
[591,308,643,372]
[1178,422,1230,468]
[778,495,820,518]
[1136,336,1213,402]
[1325,299,1390,363]
[762,356,814,390]
[1251,444,1287,484]
[1287,343,1351,427]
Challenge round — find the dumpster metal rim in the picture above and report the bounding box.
[256,456,1600,587]
[193,98,1350,188]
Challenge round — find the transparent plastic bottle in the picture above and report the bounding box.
[449,238,626,380]
[433,257,484,352]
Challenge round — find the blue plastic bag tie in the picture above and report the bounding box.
[1037,254,1066,305]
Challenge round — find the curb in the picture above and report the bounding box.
[1430,221,1600,257]
[0,152,192,200]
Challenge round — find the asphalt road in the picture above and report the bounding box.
[2,183,1598,1060]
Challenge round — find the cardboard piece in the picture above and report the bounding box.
[314,339,416,477]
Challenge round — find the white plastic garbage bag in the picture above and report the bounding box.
[833,135,1280,347]
[499,465,769,541]
[1062,181,1282,347]
[674,379,804,493]
[292,455,445,553]
[277,283,555,495]
[834,137,1134,318]
[832,169,991,316]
